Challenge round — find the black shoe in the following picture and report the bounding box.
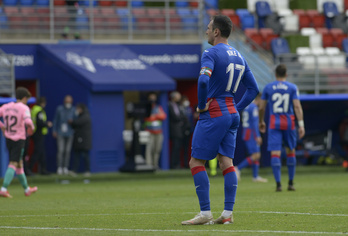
[287,185,296,191]
[276,186,282,192]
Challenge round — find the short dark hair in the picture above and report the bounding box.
[212,15,232,38]
[16,87,31,100]
[275,64,287,78]
[37,97,46,105]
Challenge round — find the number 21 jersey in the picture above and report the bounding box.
[261,81,299,130]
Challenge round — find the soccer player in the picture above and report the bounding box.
[182,15,259,225]
[0,87,38,198]
[236,94,268,183]
[259,64,305,192]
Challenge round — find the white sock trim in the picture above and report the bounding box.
[200,211,212,217]
[222,210,233,218]
[1,187,7,192]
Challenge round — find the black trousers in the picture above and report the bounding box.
[74,150,90,172]
[29,134,47,173]
[170,137,184,169]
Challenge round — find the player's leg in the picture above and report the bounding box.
[213,113,239,224]
[285,148,296,191]
[236,155,252,180]
[267,129,283,191]
[284,129,297,191]
[182,157,213,225]
[209,157,218,176]
[16,160,38,196]
[251,152,268,183]
[212,154,236,224]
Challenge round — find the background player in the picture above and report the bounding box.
[259,64,305,192]
[182,15,259,225]
[0,87,38,198]
[236,94,267,183]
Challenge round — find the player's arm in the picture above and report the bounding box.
[197,50,215,113]
[24,107,35,136]
[293,99,305,139]
[258,99,267,133]
[253,112,262,145]
[0,108,4,133]
[236,63,259,112]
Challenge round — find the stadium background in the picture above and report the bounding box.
[1,0,348,176]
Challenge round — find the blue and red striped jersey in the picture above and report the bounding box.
[261,81,299,130]
[242,102,261,141]
[198,43,258,119]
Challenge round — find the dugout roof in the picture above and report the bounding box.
[38,44,176,92]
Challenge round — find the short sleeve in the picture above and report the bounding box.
[292,84,299,100]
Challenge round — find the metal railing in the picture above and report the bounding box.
[0,49,15,97]
[0,0,206,42]
[276,54,348,94]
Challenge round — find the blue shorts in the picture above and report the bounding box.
[267,128,297,151]
[191,113,240,160]
[244,139,260,155]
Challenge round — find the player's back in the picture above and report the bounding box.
[242,103,259,140]
[207,43,247,98]
[262,80,299,130]
[0,102,31,141]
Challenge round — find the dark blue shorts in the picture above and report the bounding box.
[245,139,260,155]
[191,113,240,160]
[267,128,297,151]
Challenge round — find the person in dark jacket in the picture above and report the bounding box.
[70,103,92,176]
[29,97,52,175]
[168,91,187,169]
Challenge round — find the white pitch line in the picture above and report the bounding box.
[0,211,347,218]
[0,226,347,235]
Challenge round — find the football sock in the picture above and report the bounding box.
[222,210,233,218]
[209,158,217,176]
[223,166,238,211]
[252,160,260,178]
[271,155,281,183]
[191,166,210,211]
[16,168,29,189]
[2,165,16,189]
[237,157,252,170]
[287,153,296,183]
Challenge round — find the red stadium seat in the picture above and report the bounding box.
[322,33,335,47]
[316,27,329,34]
[99,0,112,6]
[36,7,49,28]
[132,8,146,16]
[189,1,198,8]
[21,8,40,29]
[169,16,181,30]
[345,0,348,10]
[221,9,235,16]
[249,33,263,49]
[244,28,258,38]
[259,28,278,50]
[54,7,69,29]
[331,28,347,49]
[152,16,165,30]
[312,14,325,29]
[147,8,162,16]
[299,14,311,29]
[292,9,305,16]
[54,0,65,5]
[114,0,127,7]
[206,9,218,16]
[4,6,19,14]
[229,14,240,28]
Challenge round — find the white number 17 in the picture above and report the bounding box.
[226,63,245,93]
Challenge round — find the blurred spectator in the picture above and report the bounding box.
[53,95,75,175]
[70,103,92,176]
[181,96,194,168]
[29,97,52,175]
[168,91,186,169]
[144,92,167,169]
[339,116,348,171]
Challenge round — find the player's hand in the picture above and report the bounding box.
[298,127,305,139]
[52,131,57,138]
[47,121,53,128]
[259,121,266,133]
[256,137,262,145]
[26,127,33,136]
[196,99,213,113]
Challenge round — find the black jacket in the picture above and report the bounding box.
[71,110,92,151]
[168,101,187,139]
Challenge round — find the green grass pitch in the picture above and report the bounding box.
[1,166,348,235]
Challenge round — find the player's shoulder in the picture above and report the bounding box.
[284,81,298,90]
